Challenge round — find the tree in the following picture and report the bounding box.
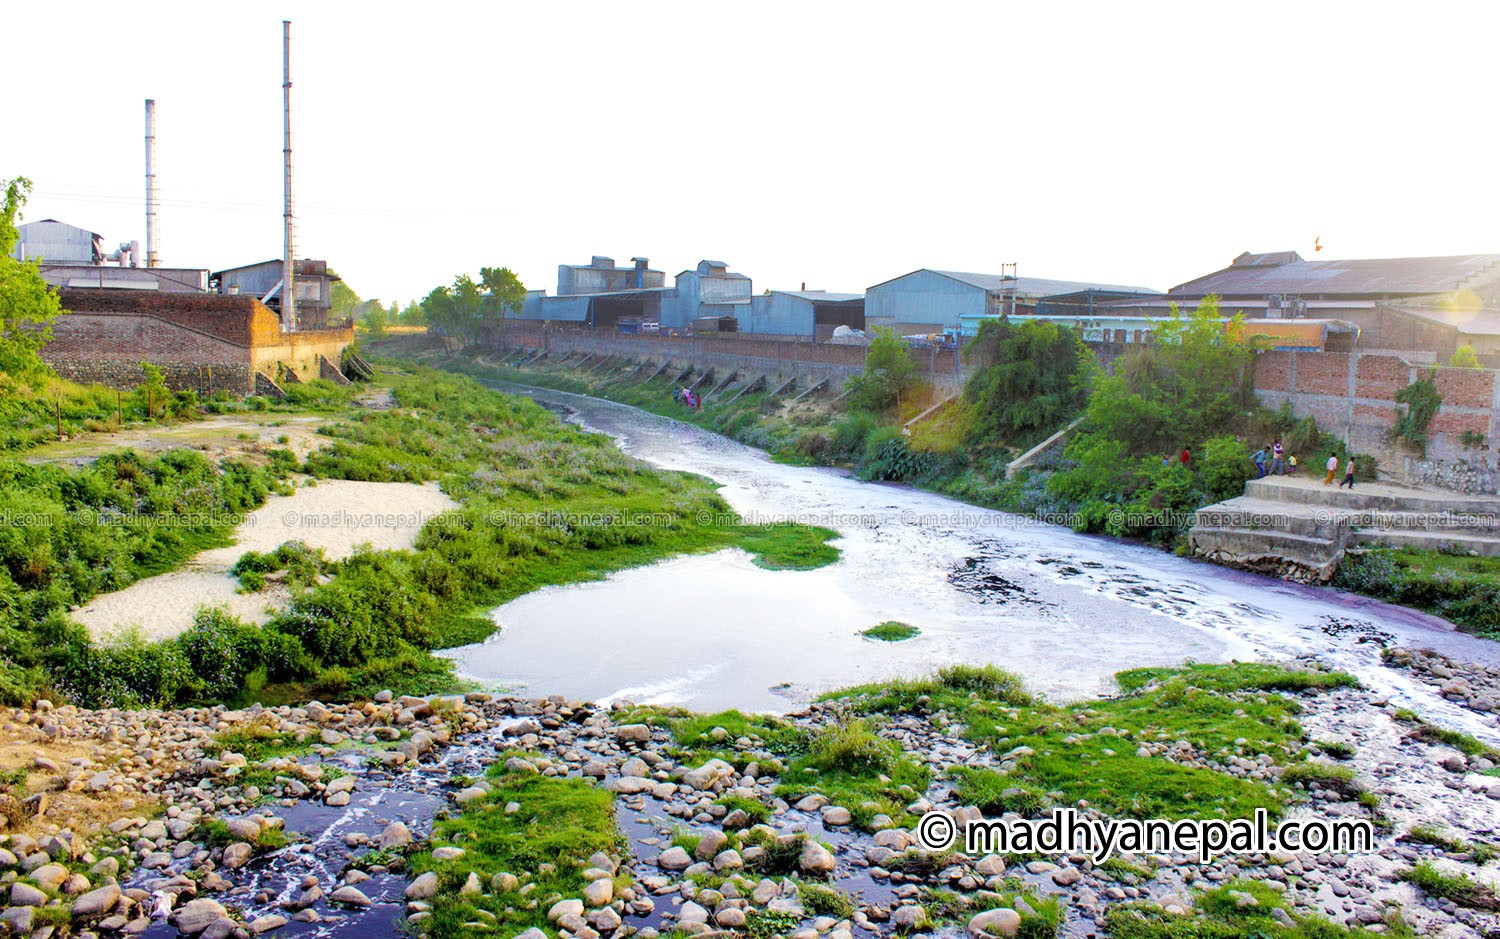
[359,303,388,338]
[479,267,527,319]
[1450,344,1481,368]
[964,318,1091,445]
[845,326,920,413]
[0,177,61,390]
[327,270,362,321]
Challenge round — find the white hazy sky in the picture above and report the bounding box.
[8,2,1498,307]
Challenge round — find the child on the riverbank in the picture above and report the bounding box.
[1340,459,1356,489]
[1324,453,1339,485]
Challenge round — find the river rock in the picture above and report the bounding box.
[71,883,121,918]
[31,863,68,892]
[549,899,584,921]
[583,878,613,906]
[330,885,372,907]
[892,905,930,931]
[223,842,253,870]
[799,841,836,875]
[656,847,692,871]
[617,724,652,744]
[176,898,229,935]
[250,913,289,934]
[716,907,747,928]
[821,806,853,826]
[377,821,412,849]
[10,882,47,906]
[696,830,729,862]
[406,872,439,901]
[683,759,735,791]
[0,908,34,934]
[969,908,1022,937]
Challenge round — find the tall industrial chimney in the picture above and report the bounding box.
[281,20,297,332]
[144,99,159,268]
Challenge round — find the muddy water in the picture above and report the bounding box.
[444,384,1500,742]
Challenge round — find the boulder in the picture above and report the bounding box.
[70,883,121,918]
[969,908,1022,938]
[406,872,439,901]
[175,898,229,935]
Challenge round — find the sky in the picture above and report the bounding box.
[8,1,1499,308]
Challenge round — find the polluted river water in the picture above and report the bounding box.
[444,383,1500,738]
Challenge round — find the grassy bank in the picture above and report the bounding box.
[0,364,837,708]
[1334,546,1500,638]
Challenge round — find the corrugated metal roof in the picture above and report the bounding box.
[778,290,864,303]
[888,269,1160,296]
[1389,306,1500,337]
[1170,254,1500,297]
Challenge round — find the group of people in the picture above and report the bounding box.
[1324,452,1356,489]
[1250,440,1296,478]
[673,387,701,409]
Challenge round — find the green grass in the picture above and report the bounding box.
[406,770,624,938]
[715,793,774,825]
[921,885,1061,939]
[202,717,311,762]
[862,621,921,642]
[1106,878,1410,939]
[1334,547,1500,638]
[1315,740,1354,760]
[774,720,932,830]
[670,709,808,768]
[798,883,854,919]
[1400,860,1500,910]
[828,662,1358,821]
[195,819,290,850]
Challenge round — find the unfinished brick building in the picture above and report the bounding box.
[42,288,358,396]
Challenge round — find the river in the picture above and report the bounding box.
[442,384,1500,738]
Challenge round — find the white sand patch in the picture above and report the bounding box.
[76,479,458,642]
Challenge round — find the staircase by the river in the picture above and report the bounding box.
[1189,476,1500,582]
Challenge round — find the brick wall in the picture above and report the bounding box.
[488,323,966,390]
[1253,349,1499,486]
[44,291,353,395]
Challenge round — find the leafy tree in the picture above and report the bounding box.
[0,177,61,390]
[327,271,362,320]
[479,266,527,319]
[845,326,920,413]
[360,303,388,338]
[1079,297,1253,455]
[1390,372,1442,455]
[964,318,1090,446]
[1450,344,1481,368]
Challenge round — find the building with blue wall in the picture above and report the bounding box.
[864,269,1158,334]
[744,290,865,338]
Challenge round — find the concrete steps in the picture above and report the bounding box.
[1244,477,1500,515]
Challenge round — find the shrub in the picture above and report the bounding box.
[806,720,895,775]
[1198,435,1253,502]
[844,327,920,414]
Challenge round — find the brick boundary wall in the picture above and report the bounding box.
[485,323,967,391]
[1253,350,1499,492]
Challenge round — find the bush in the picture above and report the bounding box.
[844,327,920,414]
[1198,435,1253,502]
[806,720,896,775]
[177,607,270,702]
[59,628,198,708]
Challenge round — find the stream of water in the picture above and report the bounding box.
[443,383,1500,740]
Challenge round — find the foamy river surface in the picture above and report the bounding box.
[442,384,1500,733]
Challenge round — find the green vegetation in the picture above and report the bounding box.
[829,662,1359,821]
[670,709,807,768]
[775,720,932,830]
[921,884,1061,939]
[202,714,312,762]
[1315,740,1355,760]
[844,326,921,414]
[1400,860,1500,910]
[1390,373,1442,455]
[861,621,920,641]
[407,770,624,938]
[195,818,290,850]
[1336,548,1500,638]
[964,318,1089,448]
[0,449,291,706]
[0,177,62,393]
[1386,707,1500,761]
[1402,825,1498,863]
[1107,879,1406,939]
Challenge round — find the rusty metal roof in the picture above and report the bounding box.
[1171,253,1500,297]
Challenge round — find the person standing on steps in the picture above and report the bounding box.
[1251,446,1267,478]
[1271,439,1285,475]
[1324,453,1339,486]
[1340,458,1357,489]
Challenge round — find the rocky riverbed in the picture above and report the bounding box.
[1,652,1498,939]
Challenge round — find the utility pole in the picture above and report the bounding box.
[282,20,297,333]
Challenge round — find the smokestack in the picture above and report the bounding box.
[282,20,297,332]
[144,99,159,268]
